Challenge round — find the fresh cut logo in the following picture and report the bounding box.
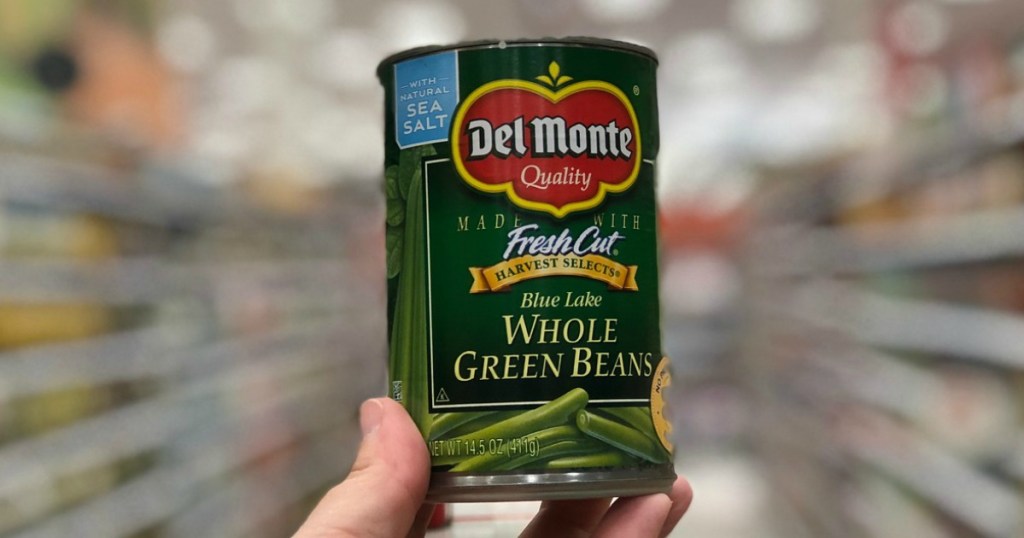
[452,61,642,219]
[467,223,639,293]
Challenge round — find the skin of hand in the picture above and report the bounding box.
[294,398,693,538]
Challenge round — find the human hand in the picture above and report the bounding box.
[294,397,693,538]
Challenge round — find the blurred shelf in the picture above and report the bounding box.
[160,431,348,538]
[845,473,967,538]
[0,136,378,538]
[0,319,345,486]
[7,387,346,538]
[846,287,1024,370]
[807,207,1024,274]
[849,426,1022,538]
[0,324,193,397]
[752,206,1024,278]
[0,306,352,398]
[782,280,1024,370]
[1005,442,1024,482]
[746,83,1024,538]
[0,258,351,305]
[0,153,232,227]
[0,315,357,534]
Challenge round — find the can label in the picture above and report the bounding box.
[382,43,672,479]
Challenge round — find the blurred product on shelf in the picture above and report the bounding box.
[61,10,185,148]
[428,504,452,529]
[0,213,116,348]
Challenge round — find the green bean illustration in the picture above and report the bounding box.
[432,410,519,441]
[593,406,659,444]
[385,165,404,227]
[432,388,589,467]
[384,226,403,280]
[576,410,669,464]
[545,451,636,470]
[452,388,588,442]
[494,438,606,471]
[430,411,498,441]
[387,146,435,437]
[450,425,585,472]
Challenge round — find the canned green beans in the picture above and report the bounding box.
[377,38,675,501]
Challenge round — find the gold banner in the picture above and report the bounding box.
[469,254,638,293]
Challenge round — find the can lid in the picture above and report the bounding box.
[376,37,657,82]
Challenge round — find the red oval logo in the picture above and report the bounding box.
[452,62,641,218]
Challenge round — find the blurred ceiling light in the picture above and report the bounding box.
[578,0,670,22]
[662,32,750,93]
[309,30,379,91]
[816,42,886,81]
[749,89,842,165]
[377,1,466,52]
[277,0,335,35]
[813,41,887,99]
[519,0,575,20]
[273,87,382,181]
[302,106,383,181]
[233,0,335,34]
[731,0,821,43]
[233,0,274,31]
[212,57,289,117]
[888,1,950,56]
[658,93,754,197]
[157,14,217,74]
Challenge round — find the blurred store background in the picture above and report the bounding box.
[2,0,1024,537]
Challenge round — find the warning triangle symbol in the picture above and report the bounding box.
[436,388,450,403]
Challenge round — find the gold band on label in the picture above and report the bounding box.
[469,254,638,293]
[650,356,674,453]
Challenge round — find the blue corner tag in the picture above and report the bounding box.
[394,51,459,149]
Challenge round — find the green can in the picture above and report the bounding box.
[377,38,675,501]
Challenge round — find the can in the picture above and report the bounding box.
[377,38,675,502]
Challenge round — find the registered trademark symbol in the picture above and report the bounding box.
[633,85,640,96]
[613,249,620,256]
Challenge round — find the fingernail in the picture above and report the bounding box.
[360,399,385,437]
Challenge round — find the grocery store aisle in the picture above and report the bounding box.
[6,1,1024,536]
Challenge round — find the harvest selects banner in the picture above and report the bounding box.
[469,254,638,293]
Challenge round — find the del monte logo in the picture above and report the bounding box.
[452,62,641,218]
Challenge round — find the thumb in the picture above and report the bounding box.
[294,398,431,538]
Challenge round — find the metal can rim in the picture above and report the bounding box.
[376,37,658,82]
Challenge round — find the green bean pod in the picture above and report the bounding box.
[593,407,659,443]
[389,156,431,436]
[453,388,588,443]
[576,410,669,464]
[436,410,519,440]
[429,412,492,441]
[545,451,636,470]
